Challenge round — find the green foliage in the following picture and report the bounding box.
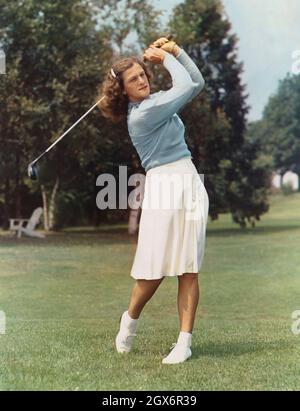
[256,73,300,181]
[282,183,295,196]
[0,0,113,227]
[55,189,87,228]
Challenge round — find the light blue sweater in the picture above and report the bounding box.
[127,49,205,172]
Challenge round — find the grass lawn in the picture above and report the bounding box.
[0,193,299,391]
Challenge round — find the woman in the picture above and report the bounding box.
[99,37,209,364]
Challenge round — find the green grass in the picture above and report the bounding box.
[0,193,300,391]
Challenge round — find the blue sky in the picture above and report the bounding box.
[153,0,300,122]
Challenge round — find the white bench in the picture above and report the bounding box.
[9,207,45,239]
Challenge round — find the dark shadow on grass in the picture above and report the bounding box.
[65,227,130,235]
[2,222,299,248]
[63,224,300,239]
[0,229,136,247]
[207,224,300,238]
[192,339,292,359]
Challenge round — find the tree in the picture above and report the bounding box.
[166,0,269,226]
[0,0,112,229]
[256,73,300,190]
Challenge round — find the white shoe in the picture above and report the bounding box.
[115,311,138,354]
[162,342,192,364]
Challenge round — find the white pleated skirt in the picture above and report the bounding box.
[130,156,209,280]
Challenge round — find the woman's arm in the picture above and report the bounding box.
[129,51,199,133]
[151,38,205,101]
[174,47,205,101]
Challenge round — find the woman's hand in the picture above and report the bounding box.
[143,45,167,64]
[151,37,181,57]
[151,36,170,48]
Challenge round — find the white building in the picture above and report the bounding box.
[272,171,299,191]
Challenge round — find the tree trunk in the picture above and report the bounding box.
[41,177,59,231]
[49,176,59,230]
[93,174,102,227]
[15,149,21,218]
[128,174,144,235]
[279,173,284,189]
[2,177,10,230]
[41,184,49,231]
[128,208,141,235]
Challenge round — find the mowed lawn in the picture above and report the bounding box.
[0,193,299,391]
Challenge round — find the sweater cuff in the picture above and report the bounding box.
[162,52,178,69]
[175,48,184,59]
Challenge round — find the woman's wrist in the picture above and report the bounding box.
[173,45,182,58]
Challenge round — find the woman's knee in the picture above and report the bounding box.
[179,272,198,282]
[136,277,163,291]
[137,277,163,285]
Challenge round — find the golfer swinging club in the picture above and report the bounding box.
[99,36,209,364]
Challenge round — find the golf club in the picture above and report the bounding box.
[27,96,105,180]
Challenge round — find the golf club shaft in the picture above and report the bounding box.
[31,96,105,166]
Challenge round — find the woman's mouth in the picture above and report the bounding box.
[139,85,148,90]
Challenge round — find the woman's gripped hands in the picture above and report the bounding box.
[150,37,181,57]
[143,45,167,64]
[151,37,170,48]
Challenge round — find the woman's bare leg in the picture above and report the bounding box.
[177,273,199,332]
[128,278,164,319]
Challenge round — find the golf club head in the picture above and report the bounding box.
[28,163,38,180]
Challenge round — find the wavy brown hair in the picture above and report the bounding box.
[97,56,153,123]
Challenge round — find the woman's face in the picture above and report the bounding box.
[122,63,150,102]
